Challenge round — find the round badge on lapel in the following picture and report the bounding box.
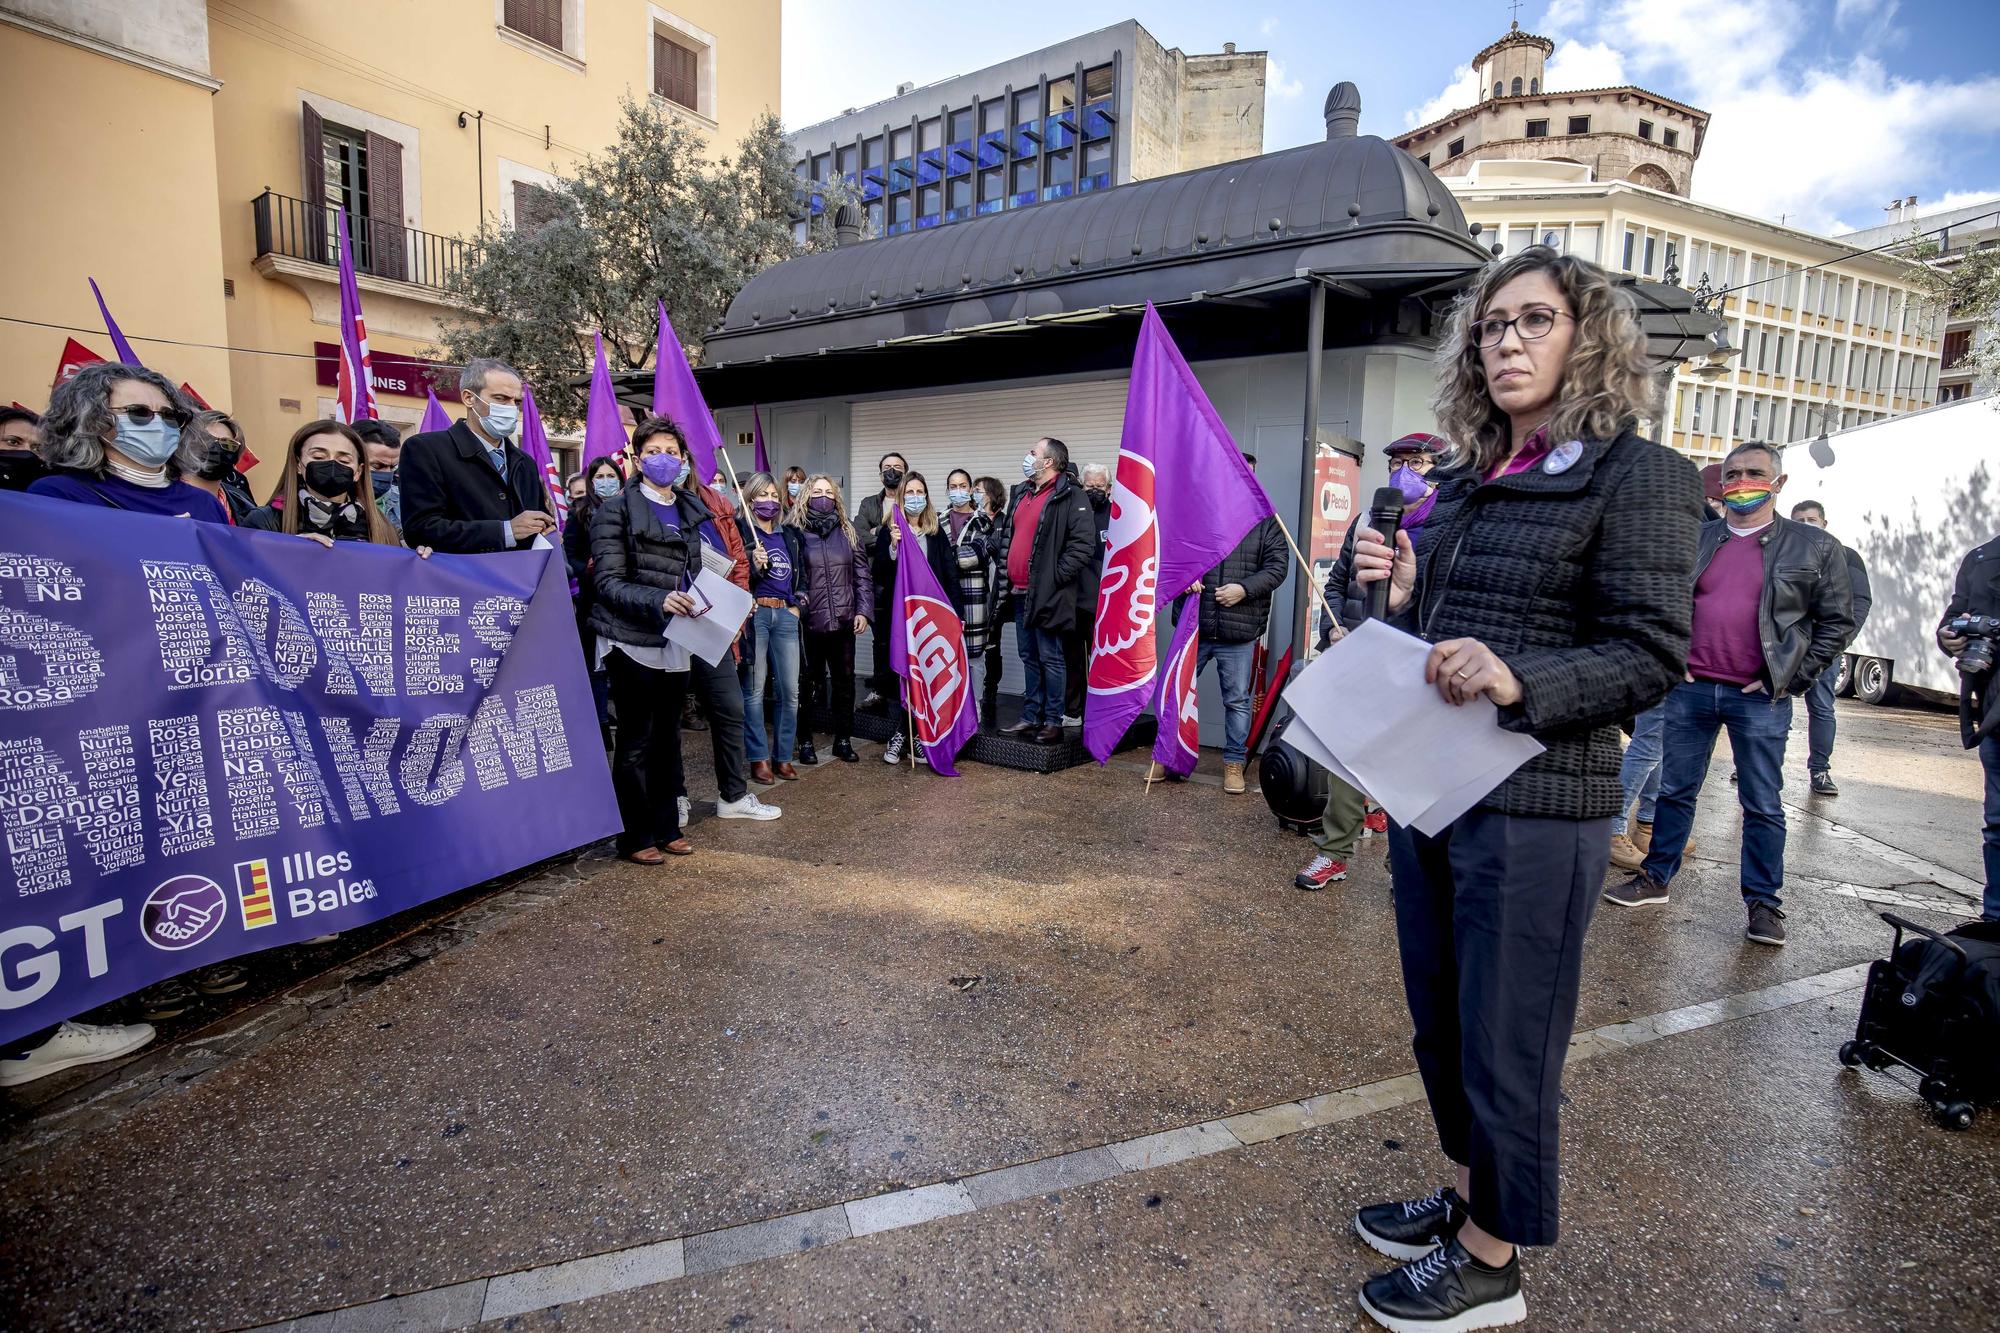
[1543,440,1584,475]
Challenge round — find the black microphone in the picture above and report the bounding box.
[1365,486,1407,622]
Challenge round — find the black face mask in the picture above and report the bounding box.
[881,468,904,490]
[303,459,356,497]
[1086,487,1109,510]
[0,451,48,492]
[195,443,243,481]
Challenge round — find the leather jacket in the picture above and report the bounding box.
[1692,513,1855,699]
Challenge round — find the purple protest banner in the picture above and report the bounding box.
[752,405,770,474]
[1084,304,1274,762]
[887,503,978,775]
[87,278,144,368]
[581,332,627,478]
[333,209,379,423]
[1150,610,1202,777]
[0,492,617,1044]
[651,302,721,485]
[520,385,565,531]
[419,388,453,434]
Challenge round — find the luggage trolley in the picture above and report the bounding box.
[1839,912,2000,1131]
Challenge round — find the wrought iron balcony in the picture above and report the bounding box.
[253,189,474,295]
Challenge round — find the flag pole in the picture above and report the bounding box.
[1268,510,1343,645]
[906,694,917,771]
[715,445,755,514]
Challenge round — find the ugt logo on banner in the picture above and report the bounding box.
[904,595,969,746]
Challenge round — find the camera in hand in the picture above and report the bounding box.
[1947,614,2000,677]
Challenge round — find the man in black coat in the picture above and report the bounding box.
[1062,462,1115,723]
[1938,534,2000,922]
[1789,499,1873,795]
[398,358,556,554]
[854,451,907,705]
[993,437,1096,743]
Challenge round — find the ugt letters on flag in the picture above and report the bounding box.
[1084,304,1274,762]
[0,494,617,1044]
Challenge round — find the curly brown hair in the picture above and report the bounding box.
[1433,246,1660,474]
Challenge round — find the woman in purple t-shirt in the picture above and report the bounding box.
[27,362,228,522]
[738,471,807,784]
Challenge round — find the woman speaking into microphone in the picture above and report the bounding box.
[1345,246,1701,1332]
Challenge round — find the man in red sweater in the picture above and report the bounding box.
[1605,441,1855,945]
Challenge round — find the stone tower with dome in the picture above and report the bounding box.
[1391,21,1708,196]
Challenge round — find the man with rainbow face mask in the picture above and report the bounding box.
[1604,440,1855,947]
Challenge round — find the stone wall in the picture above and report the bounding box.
[1178,51,1266,169]
[1129,24,1183,179]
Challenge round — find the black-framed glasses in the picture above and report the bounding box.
[110,403,191,429]
[1470,308,1571,349]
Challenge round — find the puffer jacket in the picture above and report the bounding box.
[1184,515,1287,644]
[586,483,703,650]
[1400,427,1703,820]
[799,516,873,632]
[1689,515,1855,697]
[992,473,1097,632]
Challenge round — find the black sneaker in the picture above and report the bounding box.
[1602,870,1669,908]
[1353,1186,1468,1261]
[1357,1235,1526,1332]
[1746,902,1787,946]
[1809,770,1839,796]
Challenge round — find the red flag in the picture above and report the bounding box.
[54,337,105,388]
[1149,611,1202,777]
[179,382,210,409]
[887,504,979,774]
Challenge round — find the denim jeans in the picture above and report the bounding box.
[1642,680,1793,908]
[1015,604,1067,727]
[1981,732,2000,922]
[1804,664,1838,774]
[1197,638,1256,763]
[1612,704,1666,835]
[742,605,800,763]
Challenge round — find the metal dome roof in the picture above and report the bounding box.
[705,91,1489,367]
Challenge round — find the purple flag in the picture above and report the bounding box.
[520,385,565,531]
[752,405,770,474]
[333,210,378,423]
[419,388,452,434]
[1084,304,1275,762]
[87,278,143,367]
[651,302,721,485]
[1150,610,1202,777]
[887,504,979,775]
[581,332,628,476]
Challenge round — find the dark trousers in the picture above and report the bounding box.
[1062,627,1088,719]
[869,596,892,692]
[1805,665,1838,775]
[1387,808,1609,1248]
[804,627,858,739]
[1014,605,1067,727]
[689,650,748,803]
[605,649,687,854]
[1982,733,2000,922]
[1643,679,1792,907]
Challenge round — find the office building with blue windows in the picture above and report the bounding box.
[787,20,1267,241]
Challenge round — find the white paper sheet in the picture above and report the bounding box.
[662,568,754,667]
[530,533,555,551]
[1279,618,1545,837]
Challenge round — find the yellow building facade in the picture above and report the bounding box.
[1,0,780,492]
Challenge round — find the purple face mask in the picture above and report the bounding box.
[751,498,782,521]
[1390,463,1438,529]
[806,496,836,514]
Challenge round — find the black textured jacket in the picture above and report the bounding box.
[993,474,1098,633]
[1400,429,1703,820]
[1180,515,1287,644]
[586,483,702,650]
[1690,515,1854,698]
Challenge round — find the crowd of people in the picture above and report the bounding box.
[3,242,1997,1333]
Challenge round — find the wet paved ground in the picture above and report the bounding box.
[1,697,1993,1331]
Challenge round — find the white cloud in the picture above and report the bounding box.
[1403,63,1482,130]
[1540,0,1590,30]
[1542,40,1625,92]
[1265,55,1305,102]
[1259,16,1279,37]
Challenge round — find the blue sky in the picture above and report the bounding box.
[783,0,2000,234]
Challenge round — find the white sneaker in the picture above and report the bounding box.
[883,733,906,764]
[677,795,691,827]
[716,793,782,820]
[0,1020,156,1087]
[1062,714,1082,727]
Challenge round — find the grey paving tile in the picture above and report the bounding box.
[1107,1121,1240,1172]
[480,1239,685,1320]
[325,1280,486,1331]
[961,1147,1125,1208]
[682,1205,851,1276]
[1298,1089,1370,1122]
[1220,1101,1315,1145]
[845,1182,975,1236]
